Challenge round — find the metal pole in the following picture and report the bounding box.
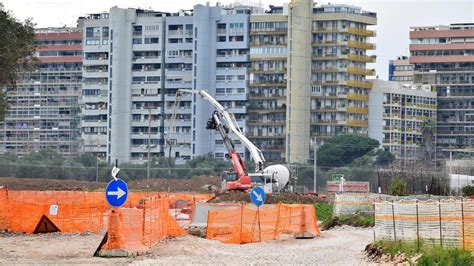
[391,200,396,241]
[461,198,465,249]
[147,109,151,188]
[438,200,443,247]
[313,137,317,193]
[96,157,99,183]
[416,200,420,251]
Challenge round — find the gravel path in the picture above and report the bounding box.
[0,226,375,265]
[137,226,375,265]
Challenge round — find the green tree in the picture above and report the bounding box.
[388,177,408,196]
[0,4,37,121]
[317,134,379,168]
[374,149,395,166]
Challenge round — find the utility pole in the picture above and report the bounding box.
[96,157,99,183]
[313,137,317,193]
[147,108,151,188]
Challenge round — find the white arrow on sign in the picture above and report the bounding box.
[252,190,263,202]
[107,187,126,199]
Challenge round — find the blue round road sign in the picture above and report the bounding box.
[105,179,128,207]
[250,186,266,207]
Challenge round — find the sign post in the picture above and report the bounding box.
[250,187,266,242]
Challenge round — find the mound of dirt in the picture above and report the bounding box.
[0,177,106,191]
[128,175,221,192]
[209,191,323,204]
[0,176,220,192]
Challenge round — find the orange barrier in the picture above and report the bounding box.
[6,190,108,233]
[98,195,187,255]
[0,187,9,230]
[0,188,211,235]
[206,203,320,244]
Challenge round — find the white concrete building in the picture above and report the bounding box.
[369,80,437,159]
[79,5,252,164]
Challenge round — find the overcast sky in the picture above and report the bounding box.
[2,0,473,80]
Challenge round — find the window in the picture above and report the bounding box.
[216,75,225,81]
[132,38,142,44]
[102,27,109,39]
[217,36,226,42]
[86,27,94,38]
[144,37,159,44]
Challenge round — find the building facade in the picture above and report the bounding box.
[410,23,474,152]
[368,80,437,159]
[248,2,377,163]
[389,56,414,82]
[80,5,252,164]
[0,28,82,157]
[77,2,376,165]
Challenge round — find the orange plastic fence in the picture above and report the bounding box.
[100,195,187,253]
[6,190,108,233]
[206,203,320,244]
[0,188,211,236]
[0,187,9,230]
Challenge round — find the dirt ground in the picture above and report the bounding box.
[0,227,375,265]
[209,191,324,204]
[0,176,220,192]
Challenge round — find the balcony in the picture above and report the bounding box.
[348,40,376,50]
[347,27,376,37]
[347,106,369,115]
[347,80,373,89]
[346,93,369,101]
[347,120,368,127]
[347,67,375,76]
[347,54,376,63]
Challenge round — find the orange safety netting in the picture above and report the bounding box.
[100,195,187,253]
[206,203,320,244]
[0,187,9,230]
[5,190,108,233]
[0,188,210,236]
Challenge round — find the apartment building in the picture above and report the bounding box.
[369,80,437,159]
[0,28,82,157]
[410,23,474,152]
[389,56,414,82]
[248,2,377,162]
[79,5,252,164]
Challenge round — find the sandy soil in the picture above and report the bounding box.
[0,226,375,265]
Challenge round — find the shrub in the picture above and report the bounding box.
[388,177,408,196]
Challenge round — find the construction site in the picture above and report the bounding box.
[1,0,474,264]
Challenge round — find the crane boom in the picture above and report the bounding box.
[177,89,265,172]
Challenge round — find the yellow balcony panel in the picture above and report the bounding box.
[347,80,373,89]
[348,40,376,50]
[347,53,376,63]
[347,119,368,127]
[347,27,376,37]
[347,93,369,102]
[347,106,369,115]
[347,67,375,76]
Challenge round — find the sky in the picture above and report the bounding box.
[2,0,474,80]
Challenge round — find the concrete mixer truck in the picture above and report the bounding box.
[169,89,290,193]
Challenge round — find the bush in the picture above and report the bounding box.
[388,177,408,196]
[321,214,374,230]
[462,185,474,197]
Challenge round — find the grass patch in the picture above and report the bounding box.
[314,202,333,222]
[372,240,473,266]
[321,214,374,230]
